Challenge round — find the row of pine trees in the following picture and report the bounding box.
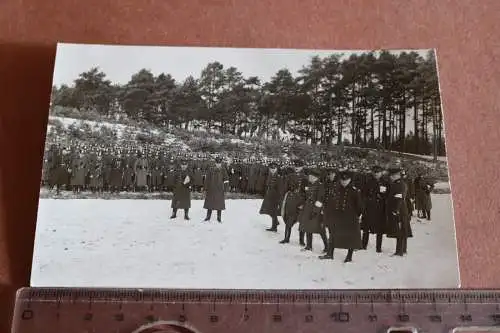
[51,49,445,157]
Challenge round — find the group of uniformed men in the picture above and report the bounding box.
[41,142,436,263]
[41,143,307,195]
[163,155,435,263]
[256,159,435,262]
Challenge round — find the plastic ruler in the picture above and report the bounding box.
[10,288,500,333]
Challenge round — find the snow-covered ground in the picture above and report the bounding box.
[31,194,459,289]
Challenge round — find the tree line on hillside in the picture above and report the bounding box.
[51,49,446,157]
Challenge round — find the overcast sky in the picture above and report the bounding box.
[52,43,431,87]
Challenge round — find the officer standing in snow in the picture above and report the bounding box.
[279,159,307,245]
[361,165,388,252]
[170,159,192,221]
[385,166,412,256]
[320,170,363,263]
[203,156,229,223]
[259,162,283,232]
[298,168,328,252]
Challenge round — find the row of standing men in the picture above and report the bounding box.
[43,148,302,195]
[42,147,434,219]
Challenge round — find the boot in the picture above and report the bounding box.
[320,229,328,253]
[279,226,291,244]
[184,209,190,221]
[426,210,431,221]
[170,209,177,219]
[204,209,212,222]
[302,233,313,251]
[361,231,369,250]
[217,210,222,223]
[392,237,404,256]
[344,249,354,263]
[320,236,334,259]
[266,216,278,232]
[319,245,333,259]
[319,253,333,259]
[402,237,408,254]
[375,233,383,253]
[299,231,305,246]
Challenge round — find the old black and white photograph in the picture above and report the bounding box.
[31,43,459,288]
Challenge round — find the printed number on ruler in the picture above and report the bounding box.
[11,288,500,333]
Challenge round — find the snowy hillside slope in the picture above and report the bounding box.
[47,116,190,150]
[46,116,446,164]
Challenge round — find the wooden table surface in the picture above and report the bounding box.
[1,0,500,331]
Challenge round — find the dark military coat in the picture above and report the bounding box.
[228,165,240,188]
[150,167,163,187]
[281,172,307,226]
[239,165,249,191]
[123,163,135,187]
[171,169,192,209]
[325,182,363,250]
[259,172,283,217]
[322,177,338,225]
[248,164,258,191]
[193,168,204,187]
[134,157,149,187]
[57,151,73,186]
[109,159,124,187]
[165,167,176,188]
[414,177,433,211]
[361,175,388,234]
[70,156,88,186]
[89,164,103,188]
[385,179,413,238]
[298,180,325,234]
[203,166,229,210]
[255,166,267,194]
[102,153,114,183]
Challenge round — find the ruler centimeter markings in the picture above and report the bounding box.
[11,288,500,333]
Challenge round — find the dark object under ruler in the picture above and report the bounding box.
[10,288,500,333]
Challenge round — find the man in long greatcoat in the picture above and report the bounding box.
[256,165,267,196]
[402,170,414,219]
[109,157,124,193]
[319,168,339,260]
[386,167,412,256]
[279,159,307,245]
[53,148,71,194]
[170,160,192,221]
[203,157,229,223]
[70,152,87,193]
[89,157,103,193]
[298,168,328,252]
[229,164,240,193]
[259,162,283,232]
[321,170,363,263]
[134,151,149,192]
[416,175,434,220]
[413,173,425,218]
[102,148,114,191]
[192,166,204,192]
[361,165,388,252]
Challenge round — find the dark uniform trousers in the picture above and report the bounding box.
[395,219,408,255]
[362,232,383,252]
[303,210,328,251]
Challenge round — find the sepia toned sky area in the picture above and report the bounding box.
[52,43,430,86]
